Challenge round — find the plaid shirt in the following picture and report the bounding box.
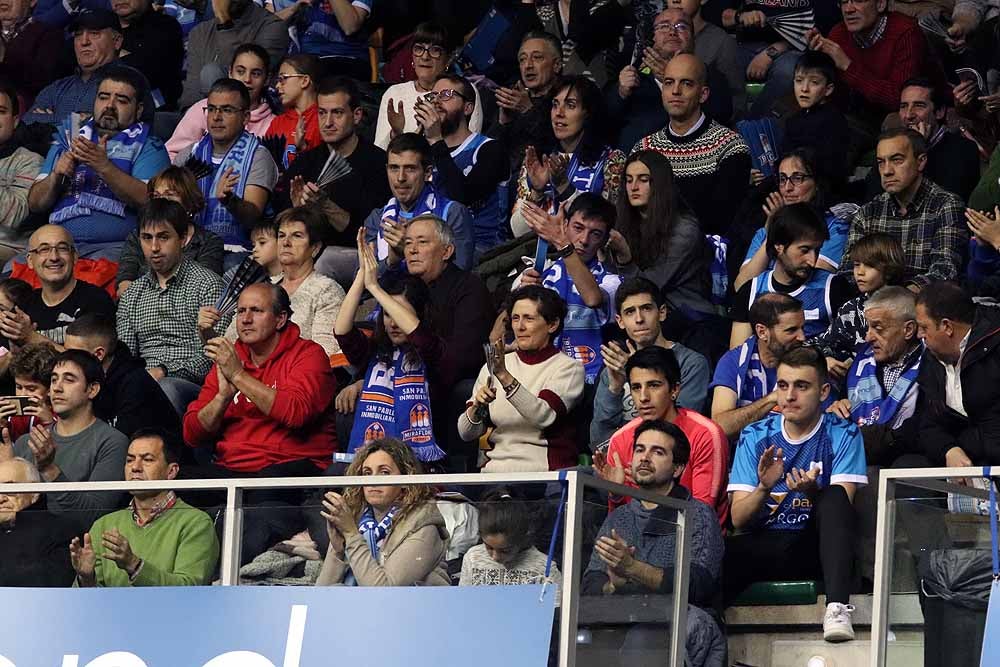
[116,259,225,382]
[847,177,968,289]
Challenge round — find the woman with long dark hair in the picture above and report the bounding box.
[734,147,855,290]
[510,75,624,236]
[612,150,714,319]
[333,226,447,466]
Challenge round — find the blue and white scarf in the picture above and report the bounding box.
[377,184,453,260]
[192,130,259,247]
[565,148,609,196]
[51,119,150,224]
[541,256,620,383]
[358,505,398,560]
[846,343,922,427]
[349,347,446,462]
[732,336,773,407]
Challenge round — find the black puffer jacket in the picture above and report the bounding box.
[916,304,1000,465]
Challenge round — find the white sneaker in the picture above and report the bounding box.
[823,602,855,642]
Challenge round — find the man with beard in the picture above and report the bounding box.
[607,8,733,151]
[730,204,854,347]
[0,225,115,347]
[712,292,806,440]
[28,65,169,255]
[848,128,966,292]
[581,420,725,661]
[279,77,389,288]
[417,73,510,259]
[173,79,278,254]
[178,0,287,109]
[115,199,225,414]
[726,346,867,642]
[70,429,219,587]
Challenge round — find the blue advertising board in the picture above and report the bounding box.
[0,584,556,666]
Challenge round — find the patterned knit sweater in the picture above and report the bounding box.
[459,544,562,596]
[631,117,750,236]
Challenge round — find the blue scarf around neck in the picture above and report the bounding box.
[846,343,922,427]
[733,336,774,407]
[51,119,150,224]
[193,130,259,247]
[349,347,446,462]
[377,184,452,260]
[358,505,398,560]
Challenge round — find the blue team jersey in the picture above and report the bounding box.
[728,413,867,531]
[742,211,850,270]
[448,133,504,253]
[710,336,776,408]
[747,269,835,339]
[539,257,620,384]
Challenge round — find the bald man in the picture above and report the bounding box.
[0,225,115,349]
[632,53,750,238]
[609,9,733,149]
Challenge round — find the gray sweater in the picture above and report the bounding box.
[14,419,129,527]
[590,341,711,447]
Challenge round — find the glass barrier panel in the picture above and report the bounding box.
[574,491,685,667]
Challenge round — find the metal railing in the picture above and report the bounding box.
[870,465,992,667]
[2,469,694,667]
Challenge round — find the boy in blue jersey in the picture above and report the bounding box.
[729,204,855,347]
[726,346,867,643]
[517,193,621,385]
[711,292,805,441]
[418,74,510,260]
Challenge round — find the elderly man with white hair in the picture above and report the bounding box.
[828,285,923,465]
[0,456,78,586]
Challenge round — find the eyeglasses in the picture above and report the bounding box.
[653,21,692,34]
[412,43,445,59]
[205,105,247,116]
[275,73,309,84]
[777,172,814,187]
[423,89,468,103]
[28,243,74,257]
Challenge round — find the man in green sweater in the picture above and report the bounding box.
[69,427,219,587]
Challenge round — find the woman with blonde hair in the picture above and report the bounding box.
[316,438,450,586]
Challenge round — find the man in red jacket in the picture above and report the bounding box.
[182,282,336,563]
[183,282,336,473]
[593,346,729,525]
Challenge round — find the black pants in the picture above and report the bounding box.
[178,459,329,565]
[723,484,855,605]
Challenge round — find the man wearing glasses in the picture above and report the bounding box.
[417,73,510,260]
[0,226,114,348]
[28,66,169,259]
[805,0,928,134]
[608,8,733,151]
[173,78,278,256]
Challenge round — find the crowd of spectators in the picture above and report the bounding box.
[2,0,1000,661]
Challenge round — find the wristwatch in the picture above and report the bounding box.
[765,45,782,59]
[554,243,575,259]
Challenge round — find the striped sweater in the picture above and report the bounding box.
[631,117,750,236]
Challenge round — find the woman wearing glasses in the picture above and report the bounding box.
[265,54,323,170]
[509,75,624,238]
[374,22,484,150]
[734,147,855,291]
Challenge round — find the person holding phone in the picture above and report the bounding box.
[0,343,58,442]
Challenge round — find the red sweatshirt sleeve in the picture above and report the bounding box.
[269,342,337,429]
[684,426,729,511]
[182,364,222,448]
[836,21,925,111]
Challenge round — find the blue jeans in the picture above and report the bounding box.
[158,376,203,416]
[739,42,802,117]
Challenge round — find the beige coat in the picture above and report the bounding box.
[317,502,451,587]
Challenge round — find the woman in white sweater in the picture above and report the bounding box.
[373,21,484,149]
[458,285,585,472]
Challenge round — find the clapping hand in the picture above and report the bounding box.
[593,450,627,486]
[215,166,239,200]
[101,528,140,574]
[386,98,405,136]
[290,175,322,207]
[27,424,56,470]
[521,200,570,248]
[205,337,242,382]
[786,466,820,495]
[966,207,1000,249]
[69,533,97,583]
[594,528,636,577]
[757,445,785,491]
